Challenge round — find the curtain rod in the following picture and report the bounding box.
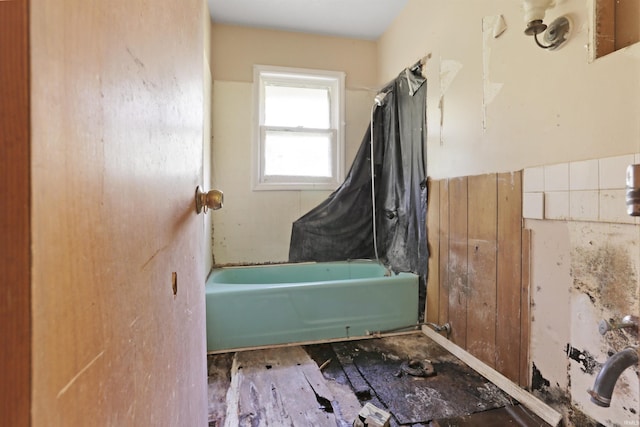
[409,53,432,73]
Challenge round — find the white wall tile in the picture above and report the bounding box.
[570,159,599,191]
[523,155,640,225]
[569,190,599,221]
[523,167,544,192]
[544,163,569,192]
[599,155,634,190]
[545,191,569,220]
[523,192,544,219]
[599,190,635,224]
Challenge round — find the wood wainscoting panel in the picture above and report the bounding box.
[438,179,450,327]
[520,228,532,388]
[466,174,498,368]
[426,171,527,386]
[447,177,468,348]
[496,172,523,383]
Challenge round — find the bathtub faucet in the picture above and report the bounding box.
[588,347,639,407]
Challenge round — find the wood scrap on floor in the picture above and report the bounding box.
[221,346,357,427]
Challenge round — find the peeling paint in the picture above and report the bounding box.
[439,59,462,95]
[481,16,504,130]
[492,15,507,39]
[438,59,462,146]
[565,344,599,375]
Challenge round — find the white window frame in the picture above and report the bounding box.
[253,65,345,191]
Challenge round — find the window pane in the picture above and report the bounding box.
[264,131,332,177]
[264,85,330,128]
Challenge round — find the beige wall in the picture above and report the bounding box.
[210,24,378,264]
[378,0,640,179]
[211,24,379,88]
[378,1,640,425]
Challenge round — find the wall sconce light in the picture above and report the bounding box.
[523,0,571,50]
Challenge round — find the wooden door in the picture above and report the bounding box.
[0,1,31,425]
[17,0,208,425]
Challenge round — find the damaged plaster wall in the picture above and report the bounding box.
[377,0,640,425]
[528,218,639,425]
[377,0,640,180]
[567,223,639,423]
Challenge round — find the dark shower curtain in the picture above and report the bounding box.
[288,66,428,280]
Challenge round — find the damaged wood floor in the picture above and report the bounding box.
[207,333,550,426]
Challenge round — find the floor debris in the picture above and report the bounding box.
[208,333,552,426]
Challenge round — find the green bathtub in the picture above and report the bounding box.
[205,260,418,352]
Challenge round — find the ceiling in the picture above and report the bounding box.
[208,0,409,40]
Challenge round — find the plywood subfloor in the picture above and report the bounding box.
[208,333,550,426]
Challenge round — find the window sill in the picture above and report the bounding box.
[253,181,339,192]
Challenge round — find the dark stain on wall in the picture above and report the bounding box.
[565,344,600,375]
[571,242,638,315]
[567,406,605,427]
[531,363,550,391]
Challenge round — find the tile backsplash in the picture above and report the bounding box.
[523,153,640,224]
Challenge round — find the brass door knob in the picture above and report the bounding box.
[195,186,223,214]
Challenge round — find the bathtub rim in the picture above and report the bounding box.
[209,259,388,273]
[207,259,398,287]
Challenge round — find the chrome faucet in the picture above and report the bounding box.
[588,347,639,407]
[598,315,639,336]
